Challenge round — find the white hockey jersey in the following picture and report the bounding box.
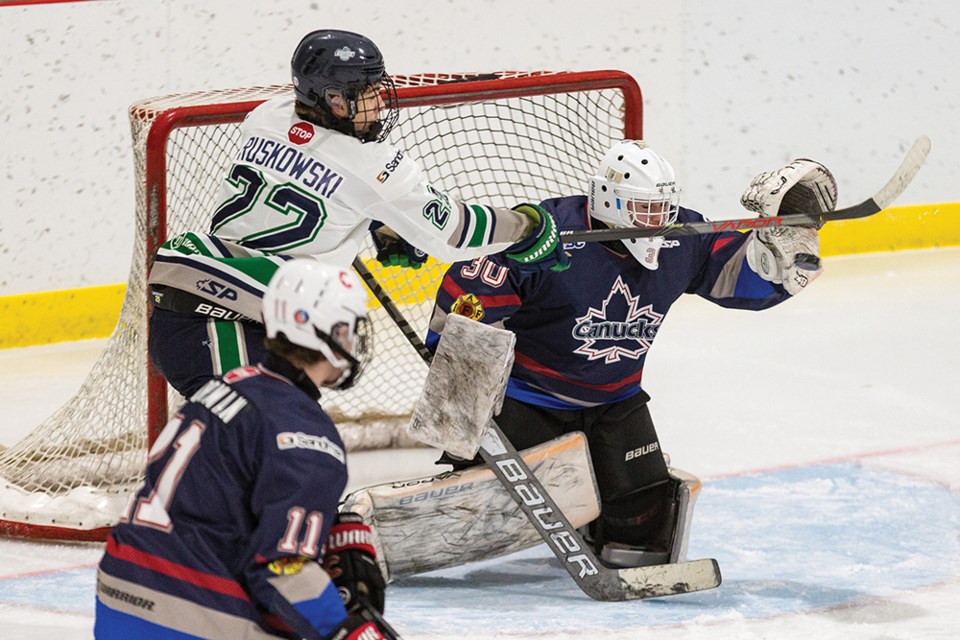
[208,97,529,265]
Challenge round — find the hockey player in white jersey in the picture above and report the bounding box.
[147,29,568,398]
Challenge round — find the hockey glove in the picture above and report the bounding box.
[324,614,390,640]
[741,159,837,296]
[505,203,570,273]
[323,512,386,615]
[369,221,428,269]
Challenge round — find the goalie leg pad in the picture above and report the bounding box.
[340,431,600,582]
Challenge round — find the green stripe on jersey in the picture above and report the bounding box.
[163,232,219,257]
[210,320,246,374]
[223,257,283,287]
[468,205,490,248]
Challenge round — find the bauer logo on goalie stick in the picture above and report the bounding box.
[494,457,599,579]
[450,293,485,321]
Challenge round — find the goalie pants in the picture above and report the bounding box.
[148,307,266,398]
[494,392,677,551]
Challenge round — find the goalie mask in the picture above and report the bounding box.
[588,140,681,270]
[263,259,372,390]
[291,29,399,143]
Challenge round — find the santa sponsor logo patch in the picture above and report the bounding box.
[277,431,345,463]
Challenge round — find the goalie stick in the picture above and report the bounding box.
[560,135,931,244]
[352,259,721,601]
[358,596,403,640]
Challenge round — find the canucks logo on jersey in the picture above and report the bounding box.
[571,276,664,363]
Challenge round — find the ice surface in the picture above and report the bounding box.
[0,248,958,639]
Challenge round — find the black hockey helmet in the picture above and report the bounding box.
[291,29,399,142]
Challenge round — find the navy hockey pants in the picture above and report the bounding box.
[148,307,266,398]
[494,393,676,550]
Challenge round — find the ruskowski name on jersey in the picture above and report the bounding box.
[238,136,344,198]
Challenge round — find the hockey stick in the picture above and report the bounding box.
[358,596,403,639]
[560,135,931,243]
[352,259,721,601]
[352,258,432,362]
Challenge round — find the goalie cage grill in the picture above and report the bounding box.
[0,70,643,540]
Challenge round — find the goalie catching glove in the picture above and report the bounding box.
[505,203,570,273]
[323,512,386,616]
[369,221,428,269]
[741,158,838,295]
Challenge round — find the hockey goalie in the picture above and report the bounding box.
[341,315,703,584]
[343,138,847,591]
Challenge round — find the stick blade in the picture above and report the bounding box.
[612,557,722,600]
[871,135,931,210]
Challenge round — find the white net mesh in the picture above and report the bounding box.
[0,71,639,538]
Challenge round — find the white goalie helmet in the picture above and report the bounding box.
[263,259,371,389]
[587,140,681,270]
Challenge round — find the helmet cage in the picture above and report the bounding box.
[314,315,372,391]
[605,182,680,229]
[263,260,372,389]
[588,140,682,230]
[292,30,399,143]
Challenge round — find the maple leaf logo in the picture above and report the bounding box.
[571,276,664,363]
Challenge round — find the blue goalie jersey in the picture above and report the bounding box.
[427,196,792,409]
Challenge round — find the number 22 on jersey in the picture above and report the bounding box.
[210,163,329,253]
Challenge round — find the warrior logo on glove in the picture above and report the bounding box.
[323,513,386,615]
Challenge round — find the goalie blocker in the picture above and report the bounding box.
[341,431,702,582]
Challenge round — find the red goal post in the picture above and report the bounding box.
[0,70,642,541]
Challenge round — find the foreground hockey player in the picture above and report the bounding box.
[426,140,837,567]
[147,28,567,399]
[95,260,393,639]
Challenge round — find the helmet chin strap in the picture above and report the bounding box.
[317,330,363,390]
[590,215,665,271]
[621,236,664,270]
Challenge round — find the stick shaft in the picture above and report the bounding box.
[561,135,931,244]
[352,258,432,362]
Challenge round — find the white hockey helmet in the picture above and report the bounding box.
[588,140,681,229]
[587,140,681,270]
[263,259,371,389]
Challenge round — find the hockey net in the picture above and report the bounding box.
[0,70,642,540]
